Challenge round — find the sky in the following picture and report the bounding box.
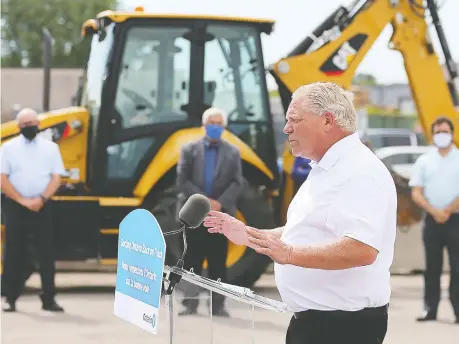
[120,0,459,89]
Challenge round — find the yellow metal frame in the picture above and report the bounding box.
[95,8,274,25]
[271,0,458,145]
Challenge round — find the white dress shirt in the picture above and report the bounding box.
[275,132,397,312]
[1,134,66,198]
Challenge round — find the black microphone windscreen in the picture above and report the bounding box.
[179,194,211,228]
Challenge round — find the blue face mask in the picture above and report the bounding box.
[205,124,224,140]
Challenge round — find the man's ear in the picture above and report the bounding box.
[323,112,335,132]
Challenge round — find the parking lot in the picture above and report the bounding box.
[1,272,458,344]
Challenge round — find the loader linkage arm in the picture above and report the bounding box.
[269,0,458,145]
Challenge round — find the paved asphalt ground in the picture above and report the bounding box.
[1,272,458,344]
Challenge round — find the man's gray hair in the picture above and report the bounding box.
[292,82,357,132]
[202,107,228,127]
[16,107,38,120]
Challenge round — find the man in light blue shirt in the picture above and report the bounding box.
[1,108,66,313]
[409,116,459,324]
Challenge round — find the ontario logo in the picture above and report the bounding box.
[143,313,156,327]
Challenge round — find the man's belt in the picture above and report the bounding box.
[293,304,388,320]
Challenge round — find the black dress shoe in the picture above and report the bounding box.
[416,311,436,322]
[178,308,197,316]
[213,308,230,317]
[455,317,459,324]
[42,300,64,312]
[2,301,16,312]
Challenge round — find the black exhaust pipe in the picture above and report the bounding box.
[42,28,53,112]
[426,0,458,106]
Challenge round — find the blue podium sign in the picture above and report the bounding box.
[114,209,166,335]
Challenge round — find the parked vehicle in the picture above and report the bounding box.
[374,145,449,273]
[359,128,427,150]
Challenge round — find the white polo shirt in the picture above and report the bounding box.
[275,132,397,312]
[1,134,66,198]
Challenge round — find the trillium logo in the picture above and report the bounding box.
[143,313,156,327]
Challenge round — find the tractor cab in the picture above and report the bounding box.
[61,8,281,285]
[80,8,279,196]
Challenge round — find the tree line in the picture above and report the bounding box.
[1,0,117,68]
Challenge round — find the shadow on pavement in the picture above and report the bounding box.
[23,286,116,295]
[209,314,287,332]
[17,311,100,326]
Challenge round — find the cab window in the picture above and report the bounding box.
[114,26,191,129]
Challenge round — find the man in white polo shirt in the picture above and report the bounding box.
[409,116,459,324]
[1,108,65,313]
[204,82,397,344]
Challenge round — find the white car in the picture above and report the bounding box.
[374,145,435,180]
[359,128,427,150]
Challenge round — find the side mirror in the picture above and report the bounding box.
[81,19,98,38]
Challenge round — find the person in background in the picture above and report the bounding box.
[176,107,243,317]
[291,156,312,193]
[409,116,459,324]
[1,108,66,313]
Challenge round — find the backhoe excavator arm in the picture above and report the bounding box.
[270,0,458,145]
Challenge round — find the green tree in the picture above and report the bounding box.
[353,73,378,86]
[1,0,118,68]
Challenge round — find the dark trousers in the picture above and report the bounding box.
[182,223,228,312]
[422,213,459,316]
[1,198,56,303]
[286,306,388,344]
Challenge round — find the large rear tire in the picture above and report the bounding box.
[148,188,183,267]
[226,180,275,287]
[148,180,275,288]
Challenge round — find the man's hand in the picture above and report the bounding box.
[19,197,43,212]
[445,197,459,217]
[412,187,452,224]
[203,211,250,246]
[209,199,222,211]
[431,208,450,224]
[31,198,44,212]
[246,227,293,265]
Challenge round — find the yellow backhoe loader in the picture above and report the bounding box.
[1,0,458,286]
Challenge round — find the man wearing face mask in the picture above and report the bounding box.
[1,108,66,313]
[176,107,243,317]
[409,116,459,324]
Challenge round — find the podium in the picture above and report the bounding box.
[113,208,288,343]
[162,264,287,344]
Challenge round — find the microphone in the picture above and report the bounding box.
[163,194,211,295]
[163,194,211,236]
[179,193,211,228]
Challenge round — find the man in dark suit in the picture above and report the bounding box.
[176,107,243,317]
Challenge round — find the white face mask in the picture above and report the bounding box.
[433,132,452,148]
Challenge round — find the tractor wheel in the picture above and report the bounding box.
[148,187,183,267]
[148,181,275,288]
[226,180,275,287]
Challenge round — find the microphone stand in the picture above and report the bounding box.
[162,222,188,344]
[164,222,187,295]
